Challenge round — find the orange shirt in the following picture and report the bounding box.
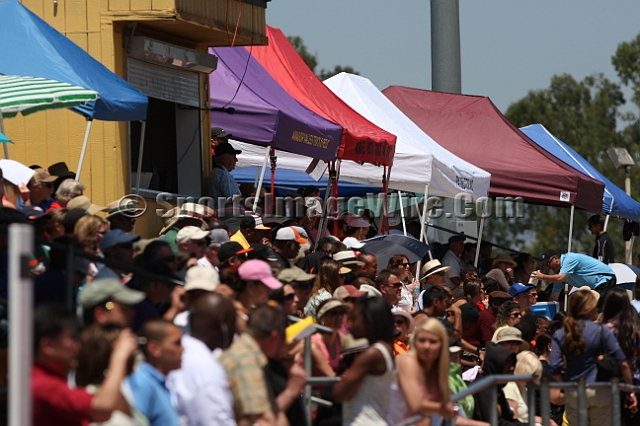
[393,339,409,357]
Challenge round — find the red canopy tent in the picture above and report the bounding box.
[249,26,397,167]
[383,86,604,212]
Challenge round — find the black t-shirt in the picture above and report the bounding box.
[593,232,615,264]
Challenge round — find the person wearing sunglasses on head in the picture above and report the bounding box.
[387,254,418,312]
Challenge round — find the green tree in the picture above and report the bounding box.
[486,72,633,260]
[318,65,360,81]
[287,35,318,73]
[287,35,359,80]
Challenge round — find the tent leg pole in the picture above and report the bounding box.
[316,163,334,247]
[253,146,270,213]
[420,185,430,243]
[474,199,487,268]
[134,121,146,196]
[568,205,575,253]
[0,114,8,159]
[75,119,93,181]
[398,191,407,236]
[603,214,611,233]
[270,148,276,216]
[333,160,341,236]
[9,224,34,426]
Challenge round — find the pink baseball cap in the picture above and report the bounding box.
[238,259,283,290]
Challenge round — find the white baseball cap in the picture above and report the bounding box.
[176,226,211,244]
[184,266,220,292]
[275,226,308,244]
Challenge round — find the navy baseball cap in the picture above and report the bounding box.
[99,229,140,252]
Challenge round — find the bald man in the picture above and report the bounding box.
[166,294,237,425]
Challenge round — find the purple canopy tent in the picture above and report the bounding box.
[208,46,343,212]
[208,47,342,161]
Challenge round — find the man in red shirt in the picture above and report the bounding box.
[32,304,137,426]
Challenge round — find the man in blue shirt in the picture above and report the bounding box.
[128,319,183,425]
[532,250,616,307]
[210,132,242,209]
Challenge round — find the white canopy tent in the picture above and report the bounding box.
[235,72,491,200]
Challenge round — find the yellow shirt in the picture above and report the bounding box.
[230,230,250,250]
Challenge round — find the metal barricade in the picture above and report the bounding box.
[287,315,342,425]
[394,375,640,426]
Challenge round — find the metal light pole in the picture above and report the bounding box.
[607,148,635,264]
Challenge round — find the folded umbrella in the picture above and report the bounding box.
[361,234,432,270]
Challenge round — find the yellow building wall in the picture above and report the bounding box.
[9,0,127,209]
[9,0,263,237]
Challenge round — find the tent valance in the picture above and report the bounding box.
[209,46,342,162]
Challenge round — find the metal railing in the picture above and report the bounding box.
[395,375,640,426]
[287,315,341,426]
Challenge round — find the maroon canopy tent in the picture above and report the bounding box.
[383,86,604,212]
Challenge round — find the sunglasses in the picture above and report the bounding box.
[388,281,403,289]
[511,312,522,318]
[396,262,410,267]
[394,319,406,326]
[194,240,208,247]
[116,243,133,250]
[283,293,296,300]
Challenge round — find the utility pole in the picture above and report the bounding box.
[431,0,461,94]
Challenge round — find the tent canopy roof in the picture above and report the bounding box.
[209,46,342,162]
[324,74,491,200]
[234,73,492,200]
[383,85,605,211]
[521,124,640,221]
[249,26,396,167]
[0,0,147,121]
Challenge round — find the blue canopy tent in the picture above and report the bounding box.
[231,166,381,198]
[521,124,640,222]
[0,0,148,181]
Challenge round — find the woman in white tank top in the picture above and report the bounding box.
[333,296,397,425]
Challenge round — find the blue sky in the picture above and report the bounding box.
[265,0,640,113]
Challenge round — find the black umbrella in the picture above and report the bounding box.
[361,234,432,269]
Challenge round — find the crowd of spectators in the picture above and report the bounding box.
[0,158,635,425]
